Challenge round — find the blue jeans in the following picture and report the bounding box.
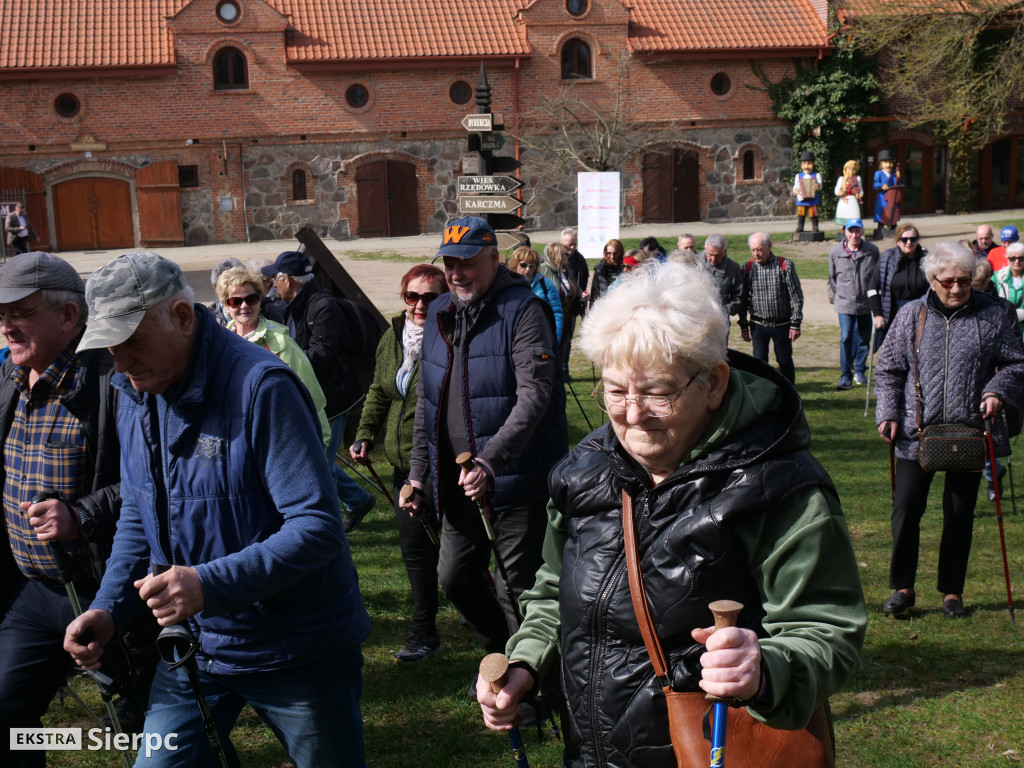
[328,413,372,512]
[140,653,365,768]
[838,313,872,379]
[750,323,795,383]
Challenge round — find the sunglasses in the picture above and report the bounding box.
[898,236,919,244]
[224,293,260,309]
[403,291,439,306]
[1008,257,1024,262]
[934,277,971,289]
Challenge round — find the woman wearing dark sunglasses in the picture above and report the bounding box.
[875,241,1024,619]
[215,266,331,448]
[993,242,1024,340]
[869,221,929,349]
[350,264,447,664]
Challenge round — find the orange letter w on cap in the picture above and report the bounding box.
[444,225,470,244]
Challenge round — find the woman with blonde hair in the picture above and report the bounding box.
[834,159,864,227]
[509,246,564,342]
[542,241,582,369]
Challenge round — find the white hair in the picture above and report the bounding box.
[921,241,975,281]
[748,232,772,249]
[580,261,728,376]
[149,287,196,332]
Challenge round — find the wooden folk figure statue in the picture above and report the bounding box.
[792,151,823,237]
[834,160,863,228]
[872,149,902,240]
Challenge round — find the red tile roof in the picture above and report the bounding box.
[0,0,186,70]
[629,0,828,53]
[278,0,529,61]
[0,0,828,72]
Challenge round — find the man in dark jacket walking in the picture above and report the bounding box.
[401,216,568,656]
[66,252,370,768]
[0,252,146,768]
[262,250,375,533]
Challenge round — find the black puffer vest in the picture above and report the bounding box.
[549,352,835,768]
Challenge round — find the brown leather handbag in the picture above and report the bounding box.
[622,490,834,768]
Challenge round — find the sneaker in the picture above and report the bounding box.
[836,376,853,391]
[394,633,441,663]
[854,374,867,386]
[344,495,375,534]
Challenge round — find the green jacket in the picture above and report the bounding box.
[508,363,866,732]
[355,313,419,473]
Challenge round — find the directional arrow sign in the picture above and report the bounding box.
[496,231,530,250]
[458,195,524,215]
[479,133,505,151]
[457,175,524,195]
[461,113,493,132]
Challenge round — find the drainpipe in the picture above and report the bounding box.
[514,58,522,198]
[237,142,250,242]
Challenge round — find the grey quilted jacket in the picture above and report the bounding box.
[875,290,1024,460]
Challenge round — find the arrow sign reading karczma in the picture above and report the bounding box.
[457,176,524,195]
[461,113,493,132]
[496,231,529,250]
[458,195,524,214]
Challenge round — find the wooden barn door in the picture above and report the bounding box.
[356,159,420,237]
[643,152,673,223]
[673,149,700,222]
[137,161,184,247]
[54,177,133,250]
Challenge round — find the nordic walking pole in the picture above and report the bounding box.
[32,492,133,768]
[337,454,390,499]
[889,440,896,500]
[479,653,530,768]
[399,485,440,547]
[455,452,523,624]
[565,379,594,432]
[153,565,232,768]
[984,423,1015,623]
[1009,459,1019,516]
[864,324,877,418]
[365,460,394,506]
[706,600,744,768]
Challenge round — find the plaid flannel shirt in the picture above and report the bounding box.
[738,254,804,331]
[2,344,93,585]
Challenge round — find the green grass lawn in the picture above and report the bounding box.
[43,358,1023,767]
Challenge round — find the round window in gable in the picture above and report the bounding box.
[346,84,370,109]
[710,72,732,96]
[566,0,590,17]
[216,0,240,23]
[54,93,81,118]
[449,81,472,105]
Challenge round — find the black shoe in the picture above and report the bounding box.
[344,495,375,534]
[394,633,441,663]
[882,590,915,615]
[943,598,966,618]
[988,481,997,502]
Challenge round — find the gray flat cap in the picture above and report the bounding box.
[0,251,84,303]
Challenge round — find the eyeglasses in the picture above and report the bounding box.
[517,262,538,271]
[899,236,919,244]
[223,293,260,309]
[592,377,696,418]
[1008,257,1024,263]
[0,306,41,327]
[934,277,972,289]
[403,290,439,306]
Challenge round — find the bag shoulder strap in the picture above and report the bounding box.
[622,489,671,683]
[913,302,928,432]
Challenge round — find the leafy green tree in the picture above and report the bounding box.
[755,36,880,214]
[846,1,1024,213]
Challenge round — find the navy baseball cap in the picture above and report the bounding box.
[845,218,864,230]
[433,216,497,261]
[1000,225,1019,243]
[261,251,312,277]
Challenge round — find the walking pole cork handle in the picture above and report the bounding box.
[399,484,416,503]
[705,600,744,704]
[479,654,531,768]
[456,451,476,472]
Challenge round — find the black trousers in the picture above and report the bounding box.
[392,468,440,638]
[890,458,981,595]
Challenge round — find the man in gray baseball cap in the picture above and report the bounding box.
[0,252,144,767]
[66,251,370,766]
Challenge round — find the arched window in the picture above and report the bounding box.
[742,150,755,181]
[292,169,308,201]
[213,47,247,90]
[561,39,593,80]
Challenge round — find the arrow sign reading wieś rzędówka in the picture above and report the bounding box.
[458,195,524,214]
[457,176,524,195]
[496,231,529,250]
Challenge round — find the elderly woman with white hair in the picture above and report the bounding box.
[993,241,1024,338]
[875,241,1024,619]
[477,261,866,768]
